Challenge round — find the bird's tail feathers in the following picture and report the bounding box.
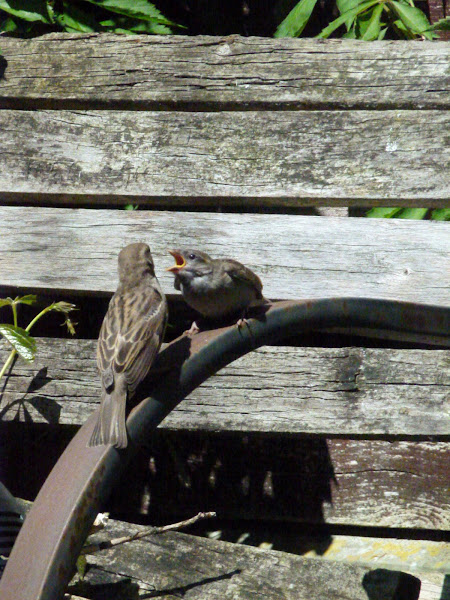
[88,387,128,449]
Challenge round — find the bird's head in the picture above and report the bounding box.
[118,243,155,283]
[166,249,213,282]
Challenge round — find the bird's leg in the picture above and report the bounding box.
[236,310,251,330]
[237,298,271,329]
[184,321,201,336]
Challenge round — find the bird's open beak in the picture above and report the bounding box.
[166,250,186,273]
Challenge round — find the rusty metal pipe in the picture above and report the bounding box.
[1,299,448,599]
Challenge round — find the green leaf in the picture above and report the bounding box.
[337,0,362,15]
[428,16,450,30]
[55,1,98,32]
[0,298,13,308]
[389,0,433,38]
[316,0,379,38]
[124,20,172,34]
[0,16,18,31]
[365,207,403,218]
[378,25,388,39]
[431,208,450,221]
[396,208,429,219]
[49,301,77,314]
[392,17,413,37]
[0,324,36,362]
[76,554,87,580]
[336,0,362,28]
[0,295,37,308]
[79,0,176,26]
[15,294,38,306]
[0,0,52,23]
[274,0,319,37]
[361,3,383,39]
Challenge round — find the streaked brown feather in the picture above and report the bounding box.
[219,259,264,298]
[97,285,166,388]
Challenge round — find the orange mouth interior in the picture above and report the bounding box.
[166,250,186,272]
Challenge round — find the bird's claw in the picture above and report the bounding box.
[184,321,200,336]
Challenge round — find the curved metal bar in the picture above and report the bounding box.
[1,299,448,599]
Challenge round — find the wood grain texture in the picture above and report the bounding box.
[106,434,450,529]
[1,110,448,207]
[274,535,450,574]
[1,339,448,438]
[0,34,448,110]
[69,519,424,600]
[4,424,448,529]
[0,207,449,304]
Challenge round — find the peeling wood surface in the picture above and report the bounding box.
[0,207,449,305]
[247,533,450,574]
[68,518,426,600]
[317,540,450,576]
[0,34,448,110]
[1,110,448,207]
[1,339,448,438]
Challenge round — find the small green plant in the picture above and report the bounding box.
[0,0,180,36]
[275,0,439,40]
[365,207,450,220]
[0,295,76,382]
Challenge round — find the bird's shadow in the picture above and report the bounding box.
[363,569,421,600]
[0,366,61,424]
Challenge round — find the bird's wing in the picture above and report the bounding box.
[97,285,167,394]
[220,259,263,297]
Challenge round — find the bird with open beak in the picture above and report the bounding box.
[166,249,266,331]
[89,243,168,449]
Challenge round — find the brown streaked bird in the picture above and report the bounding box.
[88,243,168,449]
[166,249,266,330]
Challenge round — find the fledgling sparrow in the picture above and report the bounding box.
[88,243,168,449]
[166,249,267,331]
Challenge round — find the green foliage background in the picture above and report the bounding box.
[0,0,179,35]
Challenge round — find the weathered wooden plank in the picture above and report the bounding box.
[1,339,448,437]
[0,34,448,110]
[1,110,448,207]
[4,425,448,529]
[303,536,450,573]
[68,518,425,600]
[215,529,450,574]
[0,208,448,305]
[111,435,449,529]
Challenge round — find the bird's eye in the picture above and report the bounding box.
[189,253,196,260]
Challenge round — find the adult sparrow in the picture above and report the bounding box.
[166,249,266,330]
[89,243,168,449]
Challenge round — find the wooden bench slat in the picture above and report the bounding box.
[72,519,426,600]
[1,340,448,437]
[284,536,450,574]
[1,110,448,207]
[4,422,448,529]
[104,434,449,530]
[1,34,448,110]
[1,207,448,304]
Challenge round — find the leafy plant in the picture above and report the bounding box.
[426,16,450,31]
[0,295,76,382]
[0,0,180,36]
[365,207,450,220]
[275,0,439,40]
